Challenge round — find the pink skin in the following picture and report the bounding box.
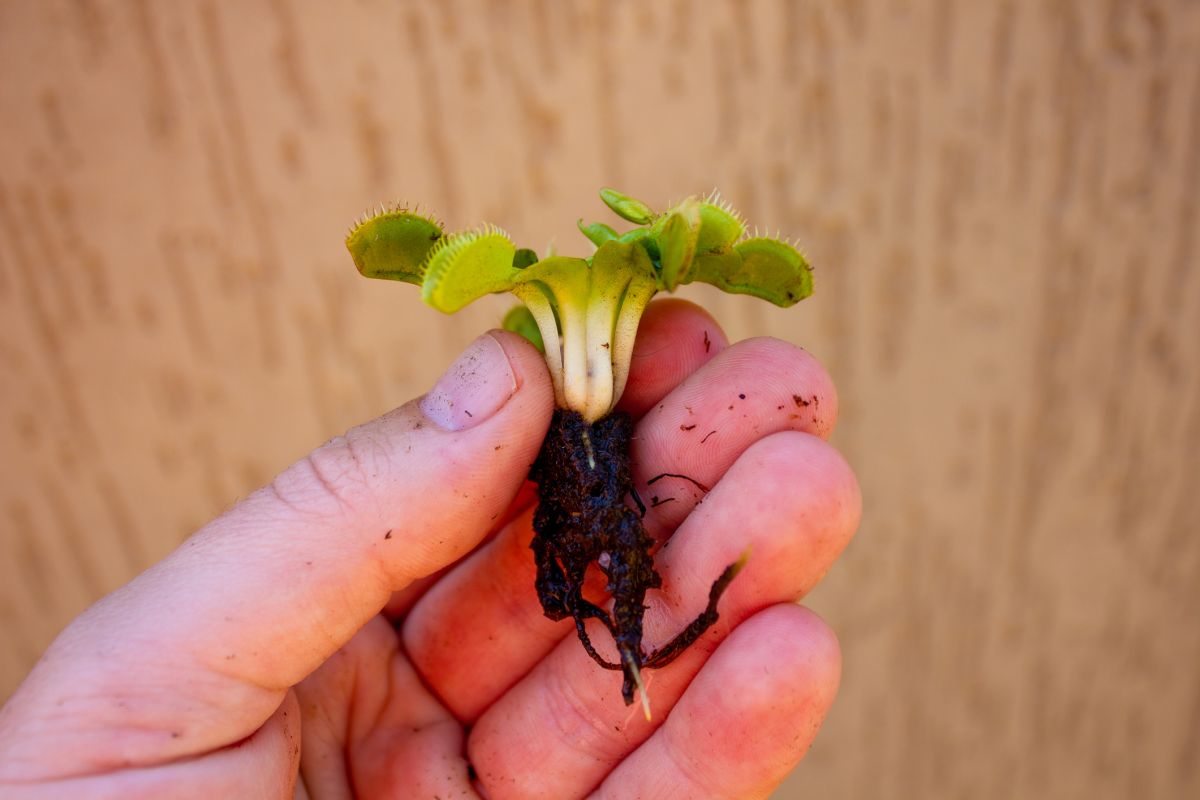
[0,300,861,799]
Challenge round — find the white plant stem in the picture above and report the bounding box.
[515,263,658,424]
[610,273,657,408]
[512,286,565,406]
[582,278,623,422]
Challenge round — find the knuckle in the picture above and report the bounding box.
[272,432,384,518]
[658,728,720,797]
[541,655,627,763]
[304,438,365,510]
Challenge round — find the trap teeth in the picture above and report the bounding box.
[349,200,447,236]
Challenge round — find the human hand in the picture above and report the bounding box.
[0,299,860,799]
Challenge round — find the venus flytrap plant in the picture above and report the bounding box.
[348,188,812,719]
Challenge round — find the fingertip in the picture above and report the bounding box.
[740,431,862,549]
[742,431,862,596]
[719,337,839,438]
[641,430,860,643]
[726,604,842,712]
[673,604,841,790]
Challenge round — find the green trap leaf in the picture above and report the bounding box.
[421,225,519,313]
[346,209,443,285]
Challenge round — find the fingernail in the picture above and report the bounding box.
[421,333,518,431]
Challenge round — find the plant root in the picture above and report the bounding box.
[530,409,744,716]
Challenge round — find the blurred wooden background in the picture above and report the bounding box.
[2,1,1198,797]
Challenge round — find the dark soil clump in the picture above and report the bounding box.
[529,409,744,708]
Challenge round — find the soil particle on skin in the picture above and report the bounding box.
[793,394,810,407]
[703,330,711,352]
[647,471,711,493]
[700,430,717,444]
[738,393,746,399]
[680,424,696,431]
[384,529,393,540]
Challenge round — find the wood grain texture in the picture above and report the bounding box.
[1,1,1197,796]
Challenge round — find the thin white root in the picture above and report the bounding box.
[637,674,652,722]
[623,650,652,722]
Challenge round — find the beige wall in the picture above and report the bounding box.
[2,1,1198,796]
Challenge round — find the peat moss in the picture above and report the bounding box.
[530,409,742,707]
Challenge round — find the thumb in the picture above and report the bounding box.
[0,330,553,777]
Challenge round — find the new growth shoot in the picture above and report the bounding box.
[346,188,813,421]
